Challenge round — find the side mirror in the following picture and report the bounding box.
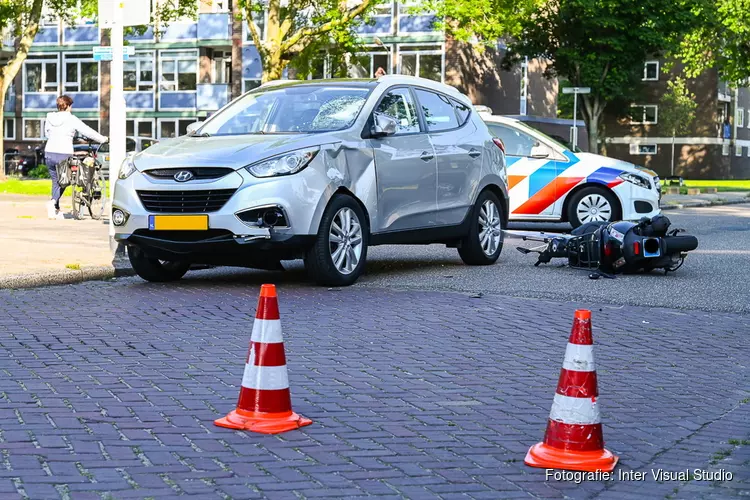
[186,122,201,135]
[370,112,398,138]
[530,143,550,159]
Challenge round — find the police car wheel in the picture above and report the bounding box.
[568,187,621,228]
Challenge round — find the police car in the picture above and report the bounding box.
[478,108,661,227]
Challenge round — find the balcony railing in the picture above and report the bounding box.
[197,84,229,111]
[198,13,231,40]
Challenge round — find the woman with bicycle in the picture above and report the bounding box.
[44,95,107,219]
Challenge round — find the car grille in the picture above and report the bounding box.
[143,167,234,180]
[137,189,236,213]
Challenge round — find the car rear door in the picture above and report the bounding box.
[369,86,437,232]
[413,88,482,226]
[486,123,559,218]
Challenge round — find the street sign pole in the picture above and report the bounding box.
[562,87,591,150]
[572,92,578,150]
[108,3,126,258]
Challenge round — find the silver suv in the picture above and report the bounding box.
[112,76,509,286]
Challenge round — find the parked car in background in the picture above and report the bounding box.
[113,76,509,286]
[73,136,158,179]
[479,112,661,227]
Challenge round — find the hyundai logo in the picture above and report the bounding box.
[174,170,194,182]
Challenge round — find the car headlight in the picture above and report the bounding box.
[619,172,650,189]
[245,147,319,178]
[119,155,137,179]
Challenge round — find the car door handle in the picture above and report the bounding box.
[420,151,434,162]
[468,149,481,158]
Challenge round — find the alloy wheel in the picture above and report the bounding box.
[478,199,502,256]
[329,207,363,275]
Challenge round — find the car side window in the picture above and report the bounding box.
[374,88,420,135]
[487,124,540,157]
[451,98,471,126]
[414,89,459,132]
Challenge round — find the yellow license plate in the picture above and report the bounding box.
[105,155,110,161]
[148,215,208,231]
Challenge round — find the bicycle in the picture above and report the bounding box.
[68,141,108,220]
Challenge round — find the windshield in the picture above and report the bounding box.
[197,85,371,136]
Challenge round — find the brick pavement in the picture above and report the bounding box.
[0,278,748,499]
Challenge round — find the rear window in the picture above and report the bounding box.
[452,98,471,126]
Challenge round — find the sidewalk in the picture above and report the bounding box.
[660,190,750,210]
[0,194,115,287]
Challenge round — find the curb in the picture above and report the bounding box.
[0,265,135,290]
[661,197,750,211]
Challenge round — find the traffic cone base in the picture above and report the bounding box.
[214,409,312,434]
[525,442,618,473]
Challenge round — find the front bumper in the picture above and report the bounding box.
[613,181,661,220]
[112,167,325,265]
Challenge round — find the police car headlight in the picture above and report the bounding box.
[619,172,650,189]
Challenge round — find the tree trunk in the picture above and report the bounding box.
[261,51,286,83]
[578,95,603,154]
[0,93,5,179]
[671,134,676,176]
[0,0,45,177]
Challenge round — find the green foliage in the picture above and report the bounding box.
[239,0,378,81]
[659,76,697,137]
[28,164,50,179]
[414,0,541,47]
[678,0,750,84]
[504,0,700,150]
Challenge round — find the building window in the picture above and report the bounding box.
[630,105,658,125]
[736,145,743,157]
[722,142,730,156]
[643,61,659,81]
[245,9,267,41]
[23,118,45,140]
[4,118,15,140]
[243,79,261,92]
[398,44,443,82]
[349,48,391,78]
[158,118,202,139]
[629,143,657,155]
[24,55,58,93]
[126,119,155,138]
[738,108,745,128]
[81,119,99,132]
[63,54,98,92]
[373,1,393,16]
[124,51,155,91]
[159,50,198,92]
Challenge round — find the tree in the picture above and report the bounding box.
[0,0,195,177]
[659,76,697,176]
[415,0,541,47]
[239,0,380,83]
[504,0,698,153]
[678,0,750,84]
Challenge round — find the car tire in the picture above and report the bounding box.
[305,194,369,287]
[458,190,505,266]
[127,246,190,282]
[567,186,621,228]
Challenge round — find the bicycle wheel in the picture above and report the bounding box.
[88,170,107,220]
[71,182,84,221]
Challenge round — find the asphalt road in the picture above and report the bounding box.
[133,203,750,314]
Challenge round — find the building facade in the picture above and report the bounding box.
[602,60,750,179]
[2,0,556,155]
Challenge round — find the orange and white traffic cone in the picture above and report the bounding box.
[525,309,618,472]
[214,284,312,434]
